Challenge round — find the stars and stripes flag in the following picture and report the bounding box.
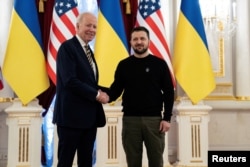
[135,0,176,87]
[47,0,79,85]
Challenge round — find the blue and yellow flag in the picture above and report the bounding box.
[3,0,50,105]
[173,0,215,104]
[95,0,128,87]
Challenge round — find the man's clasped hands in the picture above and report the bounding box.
[96,90,109,104]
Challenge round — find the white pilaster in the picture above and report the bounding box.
[235,0,250,99]
[174,98,211,167]
[96,106,126,167]
[5,99,43,167]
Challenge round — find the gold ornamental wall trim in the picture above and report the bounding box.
[0,97,13,103]
[236,96,250,101]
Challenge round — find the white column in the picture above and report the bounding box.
[96,106,126,167]
[4,99,43,167]
[235,0,250,99]
[174,98,211,167]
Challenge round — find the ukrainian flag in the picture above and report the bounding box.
[3,0,50,105]
[173,0,215,104]
[95,0,128,87]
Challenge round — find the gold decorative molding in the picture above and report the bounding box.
[107,125,118,162]
[18,127,29,163]
[123,0,131,14]
[190,160,203,163]
[216,83,232,86]
[191,124,201,158]
[0,97,14,102]
[7,113,41,118]
[39,0,45,13]
[214,21,225,77]
[235,96,250,101]
[205,95,236,100]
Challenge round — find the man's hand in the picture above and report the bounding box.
[159,120,171,133]
[96,90,109,104]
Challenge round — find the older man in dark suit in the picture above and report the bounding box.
[53,12,109,167]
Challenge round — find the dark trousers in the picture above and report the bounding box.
[122,117,165,167]
[56,126,97,167]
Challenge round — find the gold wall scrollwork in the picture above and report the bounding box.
[200,0,237,78]
[199,0,237,99]
[214,20,226,78]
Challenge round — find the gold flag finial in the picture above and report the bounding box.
[39,0,44,13]
[123,0,131,14]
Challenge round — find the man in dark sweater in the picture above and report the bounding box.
[108,26,175,167]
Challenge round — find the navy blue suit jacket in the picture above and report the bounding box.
[53,36,106,128]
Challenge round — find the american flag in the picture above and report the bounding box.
[135,0,176,87]
[47,0,79,85]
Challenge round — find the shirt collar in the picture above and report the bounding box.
[76,34,87,47]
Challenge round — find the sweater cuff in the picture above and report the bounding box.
[163,115,171,122]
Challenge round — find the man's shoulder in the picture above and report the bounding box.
[62,36,77,45]
[59,36,79,50]
[149,55,169,69]
[149,54,166,63]
[119,56,133,64]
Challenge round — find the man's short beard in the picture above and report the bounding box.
[133,48,148,55]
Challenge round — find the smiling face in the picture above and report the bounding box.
[130,30,150,57]
[76,13,97,44]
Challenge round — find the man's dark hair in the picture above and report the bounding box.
[131,26,150,38]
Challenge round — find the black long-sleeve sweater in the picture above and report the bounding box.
[109,54,175,121]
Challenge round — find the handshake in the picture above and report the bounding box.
[96,89,110,104]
